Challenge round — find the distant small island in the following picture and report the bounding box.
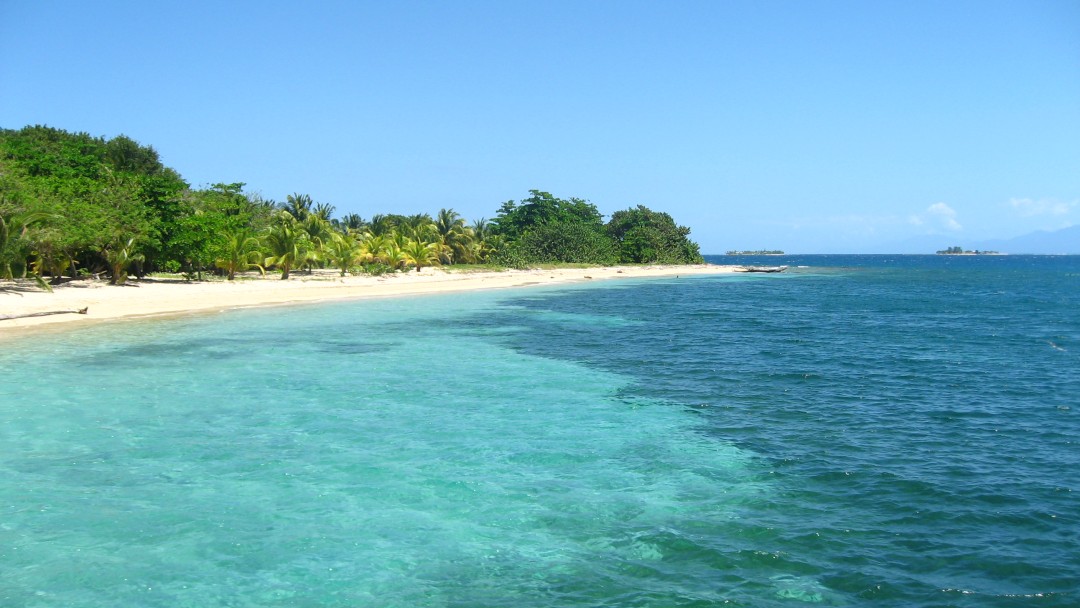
[936,246,1002,255]
[726,250,784,255]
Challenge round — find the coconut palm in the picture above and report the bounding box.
[368,214,395,237]
[340,213,366,231]
[390,228,411,251]
[471,218,489,242]
[405,221,438,245]
[478,233,505,263]
[401,213,433,231]
[435,208,466,237]
[432,208,481,264]
[215,228,265,280]
[325,232,363,276]
[0,211,52,290]
[264,213,309,279]
[403,239,440,273]
[381,241,407,271]
[0,212,35,280]
[293,214,333,273]
[284,193,313,221]
[312,202,336,221]
[471,218,496,262]
[362,233,388,264]
[103,237,145,285]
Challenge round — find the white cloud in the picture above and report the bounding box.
[911,204,963,233]
[1008,198,1078,217]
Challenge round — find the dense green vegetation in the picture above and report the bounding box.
[936,246,1000,255]
[0,125,703,284]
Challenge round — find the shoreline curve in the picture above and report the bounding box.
[1,264,736,338]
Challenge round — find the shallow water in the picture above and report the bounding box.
[2,255,1078,606]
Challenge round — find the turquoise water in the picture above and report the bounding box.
[2,255,1078,606]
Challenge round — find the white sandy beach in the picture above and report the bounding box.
[0,264,736,335]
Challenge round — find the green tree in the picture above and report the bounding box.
[283,193,313,221]
[606,205,703,264]
[492,191,616,265]
[325,232,363,276]
[215,228,264,280]
[340,213,366,232]
[403,239,440,273]
[434,208,477,264]
[368,214,396,237]
[299,214,334,272]
[510,221,618,265]
[381,241,407,271]
[171,206,230,279]
[312,202,335,221]
[0,211,48,281]
[492,190,605,241]
[103,236,145,285]
[264,213,310,279]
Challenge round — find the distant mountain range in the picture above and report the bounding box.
[971,225,1079,254]
[891,225,1079,255]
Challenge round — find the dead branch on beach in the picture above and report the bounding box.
[0,307,88,321]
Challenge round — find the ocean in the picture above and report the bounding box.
[1,255,1077,607]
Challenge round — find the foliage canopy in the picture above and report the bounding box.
[1,125,705,283]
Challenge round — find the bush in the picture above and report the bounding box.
[360,262,394,276]
[512,222,618,265]
[606,205,703,264]
[490,245,531,269]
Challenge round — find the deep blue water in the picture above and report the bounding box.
[2,255,1078,606]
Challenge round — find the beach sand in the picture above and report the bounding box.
[1,264,736,336]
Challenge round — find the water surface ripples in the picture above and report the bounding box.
[2,255,1077,606]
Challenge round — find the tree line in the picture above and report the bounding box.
[0,125,702,286]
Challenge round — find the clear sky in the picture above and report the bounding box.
[2,0,1078,253]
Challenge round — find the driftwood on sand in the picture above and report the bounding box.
[0,307,88,321]
[736,266,788,273]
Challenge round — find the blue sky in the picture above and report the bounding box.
[2,0,1077,253]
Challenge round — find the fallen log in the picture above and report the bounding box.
[0,307,88,321]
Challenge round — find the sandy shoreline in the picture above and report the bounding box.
[1,264,736,336]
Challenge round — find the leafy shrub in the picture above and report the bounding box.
[360,262,394,276]
[513,222,619,265]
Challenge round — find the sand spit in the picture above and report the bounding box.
[1,264,736,335]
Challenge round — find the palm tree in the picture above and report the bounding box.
[362,233,388,265]
[264,213,309,279]
[403,239,440,273]
[312,202,336,221]
[0,211,52,290]
[435,208,465,236]
[382,241,407,271]
[298,214,334,272]
[478,233,505,263]
[0,212,35,280]
[390,228,411,251]
[215,229,265,280]
[471,218,495,262]
[368,214,395,237]
[341,213,367,232]
[433,208,477,264]
[325,232,362,276]
[284,193,313,221]
[471,218,489,243]
[103,237,145,285]
[402,213,433,231]
[405,221,437,245]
